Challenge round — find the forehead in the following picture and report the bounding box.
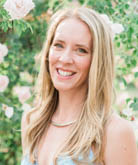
[53,18,92,46]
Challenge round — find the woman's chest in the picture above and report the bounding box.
[37,125,70,165]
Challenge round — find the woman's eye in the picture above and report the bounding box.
[77,48,88,54]
[54,43,63,48]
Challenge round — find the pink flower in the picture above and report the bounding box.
[0,75,9,92]
[3,0,35,20]
[0,43,8,63]
[13,86,31,103]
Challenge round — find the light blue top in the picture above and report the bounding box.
[21,149,94,165]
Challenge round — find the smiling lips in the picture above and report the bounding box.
[57,68,76,77]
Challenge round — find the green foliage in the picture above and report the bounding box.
[130,97,138,111]
[0,0,138,164]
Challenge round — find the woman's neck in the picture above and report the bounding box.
[52,89,87,122]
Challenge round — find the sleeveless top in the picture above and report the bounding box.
[21,149,95,165]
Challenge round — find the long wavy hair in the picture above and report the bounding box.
[23,5,115,165]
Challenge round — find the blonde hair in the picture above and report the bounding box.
[23,5,115,165]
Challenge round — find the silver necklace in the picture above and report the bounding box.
[51,119,77,127]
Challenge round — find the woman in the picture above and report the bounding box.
[21,5,138,165]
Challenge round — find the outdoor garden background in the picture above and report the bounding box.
[0,0,138,164]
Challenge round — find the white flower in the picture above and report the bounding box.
[122,108,133,117]
[22,103,31,111]
[2,104,14,118]
[100,14,124,36]
[5,106,14,118]
[0,75,9,92]
[0,43,8,63]
[111,23,124,34]
[0,43,8,57]
[3,0,35,20]
[13,86,31,103]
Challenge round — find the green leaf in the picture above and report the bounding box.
[8,21,13,28]
[0,0,6,6]
[134,97,138,103]
[134,72,138,78]
[126,98,131,103]
[116,42,120,47]
[25,22,33,34]
[1,21,9,32]
[121,77,127,86]
[125,4,129,9]
[130,103,138,111]
[129,27,134,33]
[131,59,137,67]
[133,49,137,55]
[48,0,56,9]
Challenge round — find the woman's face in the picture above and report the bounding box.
[49,17,92,92]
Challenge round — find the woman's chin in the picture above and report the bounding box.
[55,86,73,92]
[53,83,75,92]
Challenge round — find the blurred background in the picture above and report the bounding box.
[0,0,138,164]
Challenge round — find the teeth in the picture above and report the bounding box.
[58,69,74,76]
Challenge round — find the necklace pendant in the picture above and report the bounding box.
[51,120,77,127]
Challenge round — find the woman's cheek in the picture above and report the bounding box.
[49,48,61,64]
[75,57,92,70]
[49,49,56,63]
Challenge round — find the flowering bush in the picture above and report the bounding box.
[0,43,8,63]
[0,0,137,164]
[100,14,124,37]
[3,0,35,20]
[13,86,31,104]
[0,75,9,92]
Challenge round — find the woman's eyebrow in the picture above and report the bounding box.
[53,39,65,43]
[75,44,89,50]
[53,39,90,50]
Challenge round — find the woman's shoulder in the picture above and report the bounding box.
[21,109,37,154]
[21,110,30,135]
[21,109,38,137]
[105,112,133,133]
[105,112,136,146]
[103,112,138,164]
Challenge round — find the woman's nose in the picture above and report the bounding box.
[59,48,73,64]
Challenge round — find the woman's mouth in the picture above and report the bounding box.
[57,69,76,77]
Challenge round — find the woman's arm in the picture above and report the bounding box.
[103,113,138,165]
